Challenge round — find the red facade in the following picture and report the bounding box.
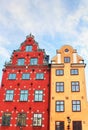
[0,34,50,130]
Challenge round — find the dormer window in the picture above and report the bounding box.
[26,45,32,52]
[64,57,70,63]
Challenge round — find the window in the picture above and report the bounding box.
[2,113,11,126]
[36,73,44,79]
[73,121,82,130]
[8,74,16,80]
[20,90,28,101]
[72,100,81,112]
[44,55,49,64]
[56,82,64,92]
[33,114,42,126]
[64,57,70,63]
[71,69,78,75]
[5,90,14,101]
[26,45,32,52]
[22,73,30,80]
[56,101,64,112]
[34,90,43,101]
[30,58,38,65]
[71,81,80,92]
[55,121,64,130]
[17,113,26,126]
[56,70,64,76]
[17,58,25,66]
[65,48,69,52]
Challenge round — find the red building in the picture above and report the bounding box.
[0,34,50,130]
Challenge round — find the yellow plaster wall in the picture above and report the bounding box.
[50,45,88,130]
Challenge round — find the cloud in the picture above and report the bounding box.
[0,0,67,35]
[0,47,10,59]
[0,36,10,46]
[0,0,88,59]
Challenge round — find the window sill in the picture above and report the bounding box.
[5,100,13,102]
[34,101,43,102]
[19,100,28,102]
[36,79,44,80]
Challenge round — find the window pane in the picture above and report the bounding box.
[34,90,43,101]
[72,100,81,112]
[20,90,28,101]
[56,70,64,76]
[64,57,70,63]
[30,58,38,65]
[18,58,25,65]
[33,114,42,126]
[56,101,64,112]
[36,73,44,79]
[71,81,80,92]
[77,105,80,111]
[8,74,16,80]
[17,113,26,126]
[2,113,11,126]
[71,69,78,75]
[56,121,64,130]
[22,73,30,79]
[26,45,32,52]
[5,90,14,101]
[56,82,64,92]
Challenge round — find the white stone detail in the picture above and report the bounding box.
[38,86,40,88]
[73,52,77,63]
[42,124,45,127]
[57,53,61,63]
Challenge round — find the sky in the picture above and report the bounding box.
[0,0,88,96]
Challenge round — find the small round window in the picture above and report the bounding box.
[65,48,69,52]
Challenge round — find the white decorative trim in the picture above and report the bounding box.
[73,53,77,63]
[57,53,61,63]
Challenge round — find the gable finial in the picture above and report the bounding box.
[26,33,34,39]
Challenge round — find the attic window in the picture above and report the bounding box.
[64,57,70,63]
[26,45,32,52]
[65,49,69,52]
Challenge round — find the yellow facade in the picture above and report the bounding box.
[50,45,88,130]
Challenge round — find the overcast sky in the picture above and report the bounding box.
[0,0,88,96]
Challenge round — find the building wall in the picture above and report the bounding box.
[0,37,88,130]
[50,45,88,130]
[0,35,50,130]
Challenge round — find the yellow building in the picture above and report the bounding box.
[50,45,88,130]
